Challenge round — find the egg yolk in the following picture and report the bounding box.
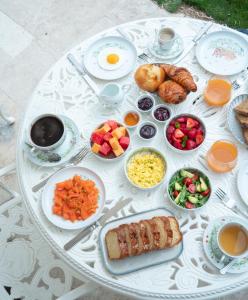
[107,53,119,64]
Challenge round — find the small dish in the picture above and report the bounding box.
[138,121,158,141]
[123,110,141,129]
[41,166,106,230]
[99,207,183,275]
[136,94,155,113]
[167,167,212,211]
[152,104,171,124]
[125,147,167,190]
[164,114,206,153]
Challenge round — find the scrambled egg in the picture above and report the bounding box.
[127,151,166,188]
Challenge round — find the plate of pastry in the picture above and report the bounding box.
[99,207,183,275]
[83,36,137,80]
[134,64,197,105]
[227,94,248,146]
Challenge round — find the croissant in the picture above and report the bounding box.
[158,80,187,104]
[161,64,197,92]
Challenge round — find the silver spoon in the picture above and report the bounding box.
[25,142,61,163]
[220,258,237,275]
[0,108,15,126]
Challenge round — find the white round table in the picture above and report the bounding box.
[17,17,248,299]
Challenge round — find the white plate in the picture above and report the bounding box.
[203,216,248,274]
[227,94,248,146]
[237,161,248,206]
[24,116,81,167]
[83,36,137,80]
[99,207,183,275]
[41,166,106,230]
[196,31,248,76]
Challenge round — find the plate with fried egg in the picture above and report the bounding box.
[83,36,137,80]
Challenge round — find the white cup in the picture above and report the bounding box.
[158,27,176,50]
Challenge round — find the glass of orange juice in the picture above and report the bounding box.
[204,77,232,106]
[206,140,238,173]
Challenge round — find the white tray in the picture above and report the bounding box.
[99,207,183,275]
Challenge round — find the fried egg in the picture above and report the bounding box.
[98,48,124,70]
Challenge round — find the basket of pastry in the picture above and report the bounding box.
[134,63,197,104]
[99,207,183,275]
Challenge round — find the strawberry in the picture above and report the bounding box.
[188,128,197,139]
[186,118,196,129]
[196,128,204,136]
[176,117,186,123]
[188,184,196,193]
[167,126,175,135]
[186,139,196,150]
[183,177,192,187]
[185,201,195,209]
[173,140,183,150]
[196,134,204,145]
[202,189,210,196]
[174,129,184,139]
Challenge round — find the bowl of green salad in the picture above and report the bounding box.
[167,168,212,211]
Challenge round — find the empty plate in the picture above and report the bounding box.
[41,166,106,230]
[196,31,248,76]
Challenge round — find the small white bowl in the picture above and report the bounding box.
[166,167,212,212]
[136,94,155,113]
[138,121,158,141]
[124,147,167,190]
[164,113,206,154]
[151,104,172,124]
[123,110,141,129]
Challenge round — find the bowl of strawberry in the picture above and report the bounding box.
[90,120,130,160]
[167,168,211,211]
[165,114,206,153]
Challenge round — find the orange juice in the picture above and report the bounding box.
[204,78,232,106]
[206,140,238,173]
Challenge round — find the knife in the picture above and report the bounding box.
[64,197,133,251]
[173,21,213,65]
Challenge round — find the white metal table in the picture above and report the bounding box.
[16,17,248,299]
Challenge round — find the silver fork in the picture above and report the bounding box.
[215,188,248,218]
[232,69,248,90]
[115,27,151,62]
[32,146,90,192]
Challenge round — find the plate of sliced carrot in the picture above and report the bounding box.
[41,166,106,229]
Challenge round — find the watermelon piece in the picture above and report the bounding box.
[119,136,130,150]
[91,132,104,145]
[103,132,113,142]
[99,142,112,156]
[106,120,118,130]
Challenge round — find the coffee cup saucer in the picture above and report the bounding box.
[148,34,184,60]
[203,216,248,274]
[23,115,81,167]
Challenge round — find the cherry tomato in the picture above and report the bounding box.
[202,189,210,196]
[183,177,192,187]
[185,201,195,209]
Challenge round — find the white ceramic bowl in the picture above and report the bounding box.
[166,167,212,212]
[138,121,158,141]
[151,104,172,124]
[123,110,141,129]
[164,113,206,154]
[124,147,167,190]
[136,94,155,113]
[90,121,131,161]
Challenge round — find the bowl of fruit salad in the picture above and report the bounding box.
[165,114,206,153]
[90,120,130,161]
[167,168,211,211]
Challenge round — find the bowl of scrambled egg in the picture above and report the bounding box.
[125,147,167,190]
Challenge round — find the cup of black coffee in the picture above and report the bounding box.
[28,114,66,151]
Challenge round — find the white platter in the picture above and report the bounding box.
[99,207,183,275]
[83,36,137,80]
[237,160,248,206]
[196,31,248,75]
[227,94,248,146]
[41,166,106,230]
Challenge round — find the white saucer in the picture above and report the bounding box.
[203,216,248,274]
[237,161,248,206]
[83,36,137,80]
[42,166,106,230]
[196,31,248,76]
[24,116,81,167]
[227,93,248,146]
[148,34,184,60]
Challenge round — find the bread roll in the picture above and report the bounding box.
[105,216,182,260]
[158,80,187,104]
[134,64,165,92]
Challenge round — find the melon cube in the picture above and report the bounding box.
[97,123,111,134]
[99,142,112,156]
[109,137,120,150]
[119,136,130,150]
[91,143,101,154]
[112,127,126,139]
[113,145,124,157]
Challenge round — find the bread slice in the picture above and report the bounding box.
[148,219,161,250]
[142,220,154,251]
[139,221,151,252]
[127,223,140,256]
[242,127,248,144]
[153,217,167,249]
[105,230,121,259]
[168,217,182,247]
[234,99,248,116]
[160,216,173,247]
[236,113,248,128]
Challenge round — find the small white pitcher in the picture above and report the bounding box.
[99,83,131,109]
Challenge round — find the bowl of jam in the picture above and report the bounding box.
[152,104,171,123]
[136,95,155,113]
[138,121,158,141]
[123,110,141,128]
